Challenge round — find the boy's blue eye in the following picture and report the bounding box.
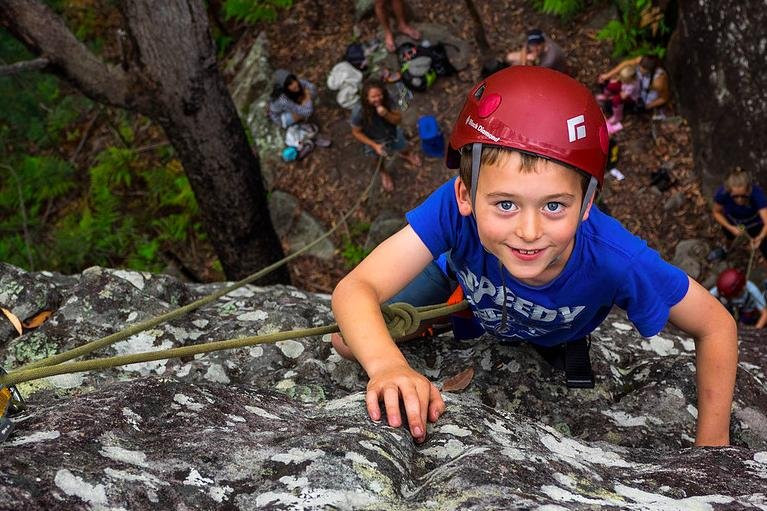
[545,202,564,212]
[497,201,514,211]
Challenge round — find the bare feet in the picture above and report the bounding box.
[380,171,395,192]
[399,23,421,40]
[402,151,422,168]
[384,31,396,52]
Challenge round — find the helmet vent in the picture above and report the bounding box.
[473,84,486,101]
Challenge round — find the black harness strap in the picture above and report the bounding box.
[532,336,595,389]
[564,336,595,389]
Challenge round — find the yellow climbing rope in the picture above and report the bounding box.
[0,156,469,388]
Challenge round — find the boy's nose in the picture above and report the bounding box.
[515,210,542,242]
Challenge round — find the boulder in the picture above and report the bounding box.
[226,31,283,190]
[268,191,336,260]
[667,0,767,194]
[1,263,766,509]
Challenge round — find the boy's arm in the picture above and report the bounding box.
[332,225,445,442]
[668,276,738,446]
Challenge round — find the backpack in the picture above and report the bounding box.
[397,42,436,92]
[344,43,367,71]
[421,43,456,77]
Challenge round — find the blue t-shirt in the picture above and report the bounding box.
[714,185,767,227]
[406,178,690,346]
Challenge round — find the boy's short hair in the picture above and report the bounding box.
[458,145,590,198]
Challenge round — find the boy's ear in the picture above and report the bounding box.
[454,178,474,217]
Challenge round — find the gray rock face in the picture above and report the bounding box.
[1,263,766,509]
[667,0,767,193]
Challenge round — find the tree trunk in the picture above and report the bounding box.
[0,0,290,284]
[666,0,767,195]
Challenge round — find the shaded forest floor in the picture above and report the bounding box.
[254,0,729,293]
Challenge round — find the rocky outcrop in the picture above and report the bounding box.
[1,263,766,509]
[667,0,767,193]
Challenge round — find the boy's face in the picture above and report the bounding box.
[455,152,591,286]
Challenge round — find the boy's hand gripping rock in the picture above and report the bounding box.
[365,362,445,443]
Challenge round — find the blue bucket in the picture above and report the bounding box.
[418,115,445,158]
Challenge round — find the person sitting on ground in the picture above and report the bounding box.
[349,79,421,192]
[598,55,669,116]
[331,66,736,447]
[505,29,568,75]
[712,168,767,261]
[375,0,421,53]
[597,65,639,127]
[268,69,318,129]
[710,268,767,328]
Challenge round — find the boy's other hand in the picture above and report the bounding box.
[366,362,445,443]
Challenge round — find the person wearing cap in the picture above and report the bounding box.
[268,69,318,128]
[710,268,767,328]
[505,29,568,75]
[331,66,736,447]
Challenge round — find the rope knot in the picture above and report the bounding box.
[381,302,421,339]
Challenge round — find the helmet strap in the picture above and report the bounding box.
[577,176,598,226]
[470,142,482,209]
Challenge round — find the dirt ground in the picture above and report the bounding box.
[252,0,733,293]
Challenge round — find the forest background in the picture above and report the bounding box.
[0,0,729,293]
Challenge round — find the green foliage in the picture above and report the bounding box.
[0,156,76,269]
[340,222,372,269]
[341,239,370,269]
[0,30,92,151]
[597,0,669,57]
[222,0,293,24]
[530,0,585,20]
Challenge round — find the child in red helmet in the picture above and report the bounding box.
[710,268,767,328]
[331,67,737,447]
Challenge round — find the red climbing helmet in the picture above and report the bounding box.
[445,66,608,185]
[716,268,746,298]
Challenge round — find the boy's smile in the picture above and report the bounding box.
[455,152,591,287]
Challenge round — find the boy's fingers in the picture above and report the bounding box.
[382,385,402,428]
[401,384,426,440]
[365,389,382,422]
[428,383,445,422]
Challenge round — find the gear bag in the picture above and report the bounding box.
[397,42,437,92]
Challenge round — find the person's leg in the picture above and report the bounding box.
[332,260,455,359]
[363,141,395,192]
[391,0,420,40]
[375,0,396,52]
[280,111,296,129]
[388,127,421,168]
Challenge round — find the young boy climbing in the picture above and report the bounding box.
[331,67,737,447]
